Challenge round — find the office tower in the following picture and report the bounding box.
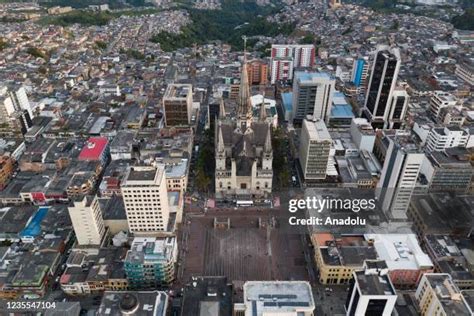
[270,44,316,84]
[415,274,472,316]
[345,265,397,316]
[376,135,424,220]
[234,281,315,316]
[351,57,369,87]
[291,71,335,124]
[455,59,474,86]
[421,148,473,193]
[425,126,469,152]
[0,85,33,135]
[124,237,177,288]
[162,84,193,126]
[363,46,401,129]
[387,87,409,129]
[429,91,457,120]
[121,166,170,234]
[68,195,106,246]
[299,119,332,180]
[247,59,268,85]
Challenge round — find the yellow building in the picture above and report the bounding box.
[311,233,377,285]
[415,273,472,316]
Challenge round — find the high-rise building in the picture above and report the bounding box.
[299,119,332,180]
[270,44,316,84]
[124,237,177,289]
[421,148,473,193]
[68,195,106,246]
[291,71,335,124]
[425,126,469,152]
[363,46,401,129]
[415,273,473,316]
[345,264,397,316]
[0,85,33,135]
[387,87,409,129]
[234,281,315,316]
[162,84,193,126]
[121,166,170,234]
[247,59,268,85]
[429,91,457,120]
[455,59,474,86]
[376,135,424,220]
[351,57,369,88]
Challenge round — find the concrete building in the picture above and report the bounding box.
[387,87,409,129]
[421,148,473,193]
[0,85,33,135]
[124,237,177,289]
[351,57,369,88]
[68,196,106,246]
[455,59,474,86]
[181,276,233,316]
[163,84,193,126]
[376,135,424,220]
[234,281,315,316]
[415,273,473,316]
[299,119,332,181]
[350,118,376,152]
[365,234,433,288]
[291,71,335,124]
[121,166,170,234]
[425,126,469,152]
[363,46,401,129]
[429,91,458,120]
[311,233,378,285]
[345,265,397,316]
[270,44,315,84]
[97,291,168,316]
[247,59,268,85]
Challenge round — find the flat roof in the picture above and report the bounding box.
[97,291,168,316]
[355,271,396,296]
[243,281,315,315]
[365,234,433,270]
[78,137,108,161]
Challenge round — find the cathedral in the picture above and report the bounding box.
[215,56,273,198]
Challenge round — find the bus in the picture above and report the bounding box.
[236,200,253,207]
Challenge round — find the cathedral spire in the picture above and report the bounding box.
[237,36,252,129]
[217,121,225,153]
[219,97,226,119]
[264,124,272,153]
[259,92,266,122]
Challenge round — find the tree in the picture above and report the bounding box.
[196,169,211,193]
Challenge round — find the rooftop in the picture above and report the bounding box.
[355,270,396,296]
[97,291,168,316]
[243,281,315,316]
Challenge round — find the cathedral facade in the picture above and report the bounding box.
[215,57,273,198]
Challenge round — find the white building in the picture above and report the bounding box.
[426,126,469,152]
[68,196,106,246]
[429,91,457,119]
[121,165,170,234]
[376,136,424,220]
[299,119,332,180]
[0,85,34,135]
[270,44,315,84]
[346,268,397,316]
[415,274,473,316]
[291,71,335,124]
[234,281,315,316]
[455,59,474,86]
[350,118,376,152]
